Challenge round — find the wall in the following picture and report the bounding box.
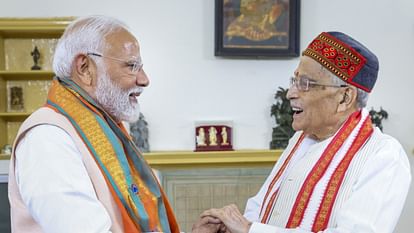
[0,0,413,232]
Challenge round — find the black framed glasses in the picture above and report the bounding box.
[289,76,348,92]
[87,52,143,74]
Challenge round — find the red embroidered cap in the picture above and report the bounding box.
[303,32,379,93]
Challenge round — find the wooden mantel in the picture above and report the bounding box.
[1,150,283,169]
[143,149,282,169]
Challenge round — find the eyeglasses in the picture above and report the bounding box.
[289,76,348,92]
[87,52,143,74]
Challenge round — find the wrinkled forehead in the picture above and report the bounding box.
[295,56,327,78]
[103,28,140,57]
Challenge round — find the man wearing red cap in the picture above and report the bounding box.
[197,32,411,233]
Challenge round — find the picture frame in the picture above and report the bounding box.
[7,85,24,112]
[215,0,300,57]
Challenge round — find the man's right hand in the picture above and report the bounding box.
[192,216,222,233]
[200,204,252,233]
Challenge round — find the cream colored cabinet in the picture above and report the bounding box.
[0,18,72,158]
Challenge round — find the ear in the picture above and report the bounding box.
[73,54,95,86]
[337,86,357,112]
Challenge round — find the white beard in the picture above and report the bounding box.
[95,71,143,123]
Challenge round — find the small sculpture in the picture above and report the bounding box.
[196,128,207,146]
[195,125,233,151]
[1,144,12,155]
[129,113,150,152]
[221,127,229,145]
[30,46,41,70]
[208,126,218,146]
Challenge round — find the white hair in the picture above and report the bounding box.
[52,15,130,78]
[325,69,370,108]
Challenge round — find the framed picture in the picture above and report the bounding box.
[215,0,300,57]
[7,85,24,112]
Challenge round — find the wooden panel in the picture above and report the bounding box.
[0,37,4,70]
[6,80,50,112]
[6,121,21,145]
[144,149,282,169]
[4,38,58,71]
[0,117,5,151]
[0,77,5,113]
[162,168,271,232]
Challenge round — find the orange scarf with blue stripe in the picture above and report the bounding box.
[46,77,179,233]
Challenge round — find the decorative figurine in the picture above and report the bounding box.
[208,126,218,146]
[1,144,12,155]
[221,127,229,145]
[195,125,233,151]
[196,128,207,146]
[8,86,24,112]
[30,46,42,70]
[129,113,150,152]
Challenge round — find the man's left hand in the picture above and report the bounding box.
[201,204,252,233]
[192,215,222,233]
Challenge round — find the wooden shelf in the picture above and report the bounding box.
[0,17,73,38]
[0,17,72,151]
[143,149,282,169]
[0,150,283,167]
[0,70,54,80]
[0,154,10,160]
[0,112,31,121]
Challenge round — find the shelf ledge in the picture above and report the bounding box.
[0,150,283,167]
[0,71,54,80]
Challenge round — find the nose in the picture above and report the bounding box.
[136,69,149,87]
[286,85,298,100]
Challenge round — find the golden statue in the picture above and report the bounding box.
[197,128,207,146]
[221,127,229,145]
[209,127,218,146]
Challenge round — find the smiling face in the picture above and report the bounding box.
[94,28,149,122]
[287,56,353,140]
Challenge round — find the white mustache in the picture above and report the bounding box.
[128,87,144,95]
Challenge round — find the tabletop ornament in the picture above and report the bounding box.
[30,46,42,70]
[195,121,233,152]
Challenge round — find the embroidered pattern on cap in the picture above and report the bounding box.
[302,32,367,83]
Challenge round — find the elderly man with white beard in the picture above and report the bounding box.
[8,15,179,233]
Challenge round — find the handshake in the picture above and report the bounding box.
[192,204,252,233]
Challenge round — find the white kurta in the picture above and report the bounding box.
[15,125,113,233]
[244,128,411,233]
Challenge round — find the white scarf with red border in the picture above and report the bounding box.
[260,109,373,231]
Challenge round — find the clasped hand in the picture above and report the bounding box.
[192,204,252,233]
